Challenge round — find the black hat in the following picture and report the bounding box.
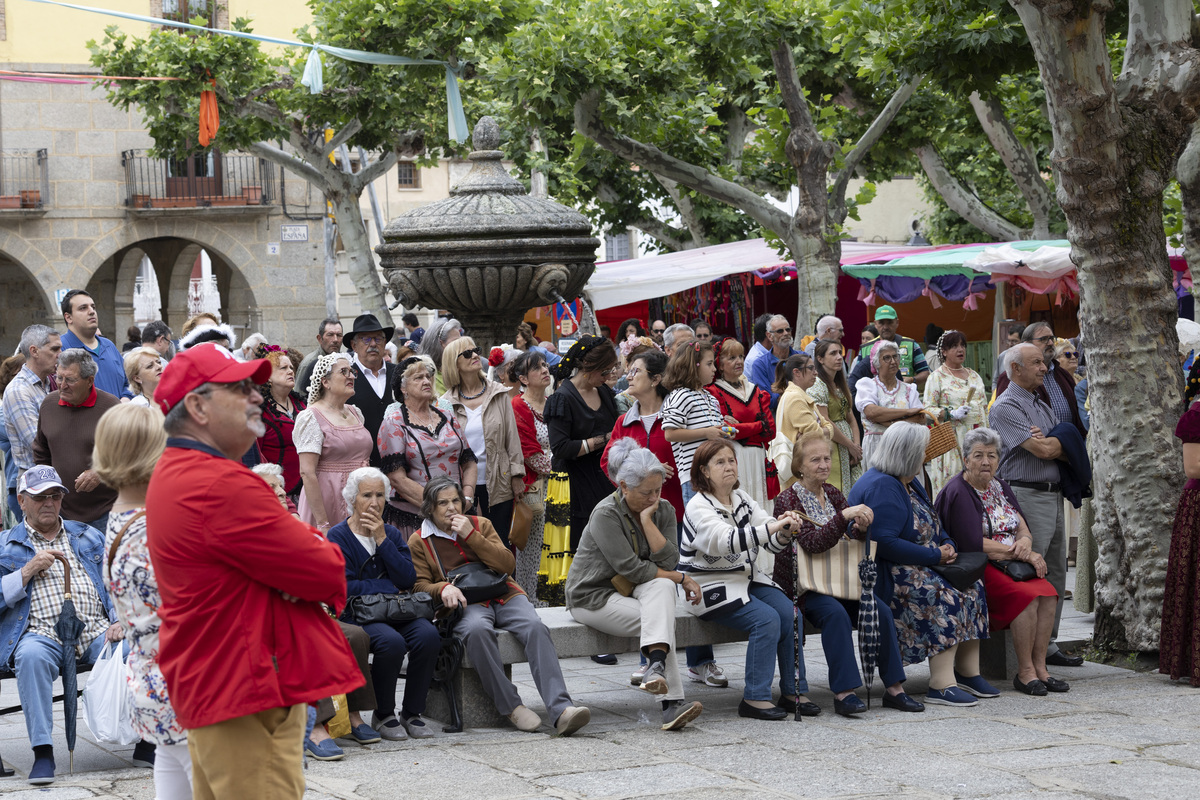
[343,313,395,348]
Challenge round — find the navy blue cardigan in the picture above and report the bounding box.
[328,520,418,597]
[847,468,949,604]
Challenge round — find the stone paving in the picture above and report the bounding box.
[0,597,1194,799]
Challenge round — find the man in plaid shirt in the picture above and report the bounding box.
[2,325,61,523]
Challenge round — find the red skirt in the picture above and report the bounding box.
[983,565,1057,632]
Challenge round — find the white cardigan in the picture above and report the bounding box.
[679,489,788,616]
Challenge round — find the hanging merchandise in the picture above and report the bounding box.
[198,79,219,146]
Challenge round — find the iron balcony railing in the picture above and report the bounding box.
[121,149,276,209]
[0,149,49,210]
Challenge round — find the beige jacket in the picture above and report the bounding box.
[442,380,525,504]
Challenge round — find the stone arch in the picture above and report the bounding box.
[0,249,58,357]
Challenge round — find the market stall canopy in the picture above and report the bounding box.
[585,238,906,310]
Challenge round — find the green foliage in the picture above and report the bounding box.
[1164,181,1183,250]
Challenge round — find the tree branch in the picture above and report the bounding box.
[248,141,327,188]
[1179,119,1200,263]
[574,89,791,236]
[969,91,1054,238]
[722,104,756,173]
[769,38,835,237]
[352,149,400,192]
[214,84,295,130]
[629,217,690,251]
[915,144,1025,240]
[653,173,708,247]
[321,118,364,159]
[830,74,923,212]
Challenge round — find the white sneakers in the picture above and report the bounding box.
[686,662,729,688]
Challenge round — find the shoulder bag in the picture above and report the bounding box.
[430,527,510,604]
[981,503,1037,581]
[344,554,436,625]
[921,493,986,592]
[795,524,878,601]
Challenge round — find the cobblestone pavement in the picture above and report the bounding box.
[0,597,1193,799]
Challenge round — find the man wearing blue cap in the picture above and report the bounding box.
[848,305,931,397]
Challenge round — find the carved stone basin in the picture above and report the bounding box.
[376,117,598,351]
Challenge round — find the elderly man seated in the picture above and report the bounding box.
[0,465,154,785]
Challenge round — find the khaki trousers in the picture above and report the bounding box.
[188,704,306,800]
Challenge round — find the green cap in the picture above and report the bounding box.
[874,305,898,321]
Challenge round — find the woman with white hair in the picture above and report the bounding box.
[847,423,991,708]
[123,346,164,407]
[294,352,373,530]
[327,467,440,741]
[854,340,925,470]
[566,438,704,731]
[935,428,1063,696]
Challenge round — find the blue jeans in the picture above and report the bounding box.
[14,631,118,747]
[7,489,22,524]
[676,481,714,669]
[803,593,906,694]
[707,583,806,701]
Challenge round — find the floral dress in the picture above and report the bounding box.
[888,494,989,665]
[923,366,988,497]
[807,379,862,495]
[105,509,186,746]
[377,404,477,535]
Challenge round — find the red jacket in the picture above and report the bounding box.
[601,404,685,522]
[145,439,362,729]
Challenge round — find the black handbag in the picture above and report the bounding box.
[982,504,1037,581]
[431,538,509,604]
[931,552,988,592]
[344,556,436,625]
[992,559,1037,581]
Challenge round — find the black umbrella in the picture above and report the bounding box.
[857,551,881,709]
[51,553,85,773]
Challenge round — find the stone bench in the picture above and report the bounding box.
[424,604,749,730]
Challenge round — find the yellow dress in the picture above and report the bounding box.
[540,472,573,607]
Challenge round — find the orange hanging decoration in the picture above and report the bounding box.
[198,78,219,146]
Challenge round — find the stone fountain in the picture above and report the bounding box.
[376,117,598,351]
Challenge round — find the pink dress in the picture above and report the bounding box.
[294,405,373,526]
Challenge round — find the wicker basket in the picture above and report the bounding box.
[924,419,959,463]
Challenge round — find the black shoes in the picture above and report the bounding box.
[881,691,925,712]
[1013,675,1048,696]
[1042,676,1071,693]
[778,696,822,717]
[591,654,618,665]
[834,694,868,716]
[737,700,788,721]
[1046,651,1084,667]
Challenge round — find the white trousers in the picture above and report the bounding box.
[154,741,193,800]
[570,578,684,701]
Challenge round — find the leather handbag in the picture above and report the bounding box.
[430,539,510,604]
[344,556,436,625]
[510,491,535,552]
[931,551,988,592]
[795,536,878,601]
[992,559,1037,581]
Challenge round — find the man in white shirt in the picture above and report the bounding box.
[344,314,396,468]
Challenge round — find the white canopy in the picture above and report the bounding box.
[586,238,907,309]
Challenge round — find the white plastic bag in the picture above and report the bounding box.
[82,642,139,745]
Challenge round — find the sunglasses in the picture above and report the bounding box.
[457,347,481,359]
[771,327,792,334]
[1062,352,1078,359]
[196,379,257,398]
[25,492,64,503]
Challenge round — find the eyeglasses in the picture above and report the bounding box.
[357,334,384,345]
[800,364,817,372]
[1062,352,1078,359]
[1032,335,1055,343]
[56,374,82,387]
[601,365,621,377]
[196,379,257,398]
[457,347,481,359]
[879,354,900,363]
[771,327,792,334]
[332,367,354,377]
[626,367,643,380]
[25,492,64,503]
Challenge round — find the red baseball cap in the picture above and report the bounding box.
[154,343,273,414]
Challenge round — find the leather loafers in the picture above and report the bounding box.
[738,700,788,721]
[778,696,822,717]
[1042,676,1070,693]
[834,694,867,717]
[1046,651,1085,667]
[881,691,925,712]
[1013,675,1048,696]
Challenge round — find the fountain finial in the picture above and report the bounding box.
[473,116,501,152]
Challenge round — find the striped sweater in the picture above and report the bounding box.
[679,489,788,588]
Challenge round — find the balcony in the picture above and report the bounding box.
[121,149,276,212]
[0,149,49,212]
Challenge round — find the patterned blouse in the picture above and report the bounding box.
[105,509,186,746]
[377,403,477,526]
[977,478,1021,546]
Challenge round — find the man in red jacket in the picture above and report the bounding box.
[146,344,362,800]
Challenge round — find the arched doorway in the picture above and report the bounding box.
[0,254,57,356]
[87,237,259,344]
